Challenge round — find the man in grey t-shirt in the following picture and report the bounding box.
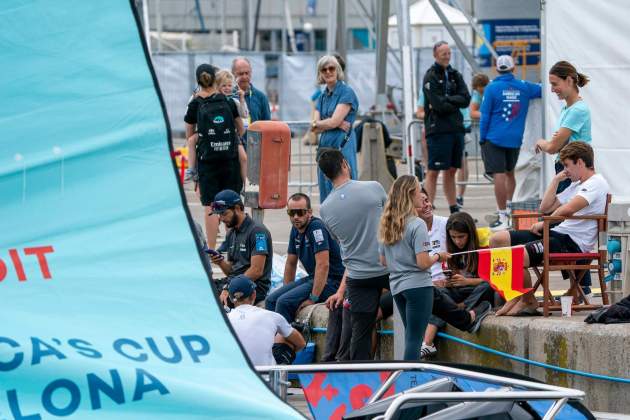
[318,150,390,360]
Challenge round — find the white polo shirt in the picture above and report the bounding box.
[228,304,294,366]
[428,215,448,281]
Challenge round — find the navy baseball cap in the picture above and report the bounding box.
[228,275,256,301]
[196,63,216,83]
[212,189,243,214]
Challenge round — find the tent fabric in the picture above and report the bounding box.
[0,1,300,418]
[388,0,469,26]
[543,0,630,199]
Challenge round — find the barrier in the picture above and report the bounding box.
[285,121,318,198]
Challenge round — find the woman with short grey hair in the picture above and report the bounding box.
[311,55,359,203]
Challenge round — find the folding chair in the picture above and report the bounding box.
[511,194,611,316]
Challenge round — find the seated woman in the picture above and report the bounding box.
[421,212,497,359]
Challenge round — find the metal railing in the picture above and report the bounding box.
[285,121,318,199]
[256,362,585,420]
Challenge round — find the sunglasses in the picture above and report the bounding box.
[287,209,309,217]
[321,66,336,73]
[211,200,234,214]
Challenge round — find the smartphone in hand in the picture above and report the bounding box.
[204,247,224,260]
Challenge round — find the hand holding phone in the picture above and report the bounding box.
[204,247,224,262]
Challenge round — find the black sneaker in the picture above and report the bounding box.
[467,301,492,333]
[456,196,464,207]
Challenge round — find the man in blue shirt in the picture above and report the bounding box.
[480,55,541,231]
[232,57,271,127]
[265,193,345,323]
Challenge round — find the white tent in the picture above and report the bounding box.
[388,0,472,48]
[542,0,630,200]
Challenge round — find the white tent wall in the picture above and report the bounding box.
[543,0,630,198]
[278,54,318,122]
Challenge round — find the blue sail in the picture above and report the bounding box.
[0,1,300,418]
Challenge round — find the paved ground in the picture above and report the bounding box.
[173,135,599,297]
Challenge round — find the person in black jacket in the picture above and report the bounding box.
[422,41,470,214]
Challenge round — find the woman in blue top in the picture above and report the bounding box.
[311,55,359,204]
[536,61,591,192]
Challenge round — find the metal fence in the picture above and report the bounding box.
[151,48,472,134]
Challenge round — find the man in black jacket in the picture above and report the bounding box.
[422,41,471,214]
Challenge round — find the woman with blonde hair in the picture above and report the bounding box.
[312,54,359,203]
[379,175,449,360]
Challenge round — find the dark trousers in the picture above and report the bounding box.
[431,287,473,331]
[265,276,339,323]
[346,274,390,361]
[393,287,434,360]
[429,283,494,328]
[321,304,352,362]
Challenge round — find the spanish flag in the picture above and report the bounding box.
[477,246,531,301]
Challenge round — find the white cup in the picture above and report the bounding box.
[560,296,573,317]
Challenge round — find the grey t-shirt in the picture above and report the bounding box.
[320,180,389,279]
[379,217,433,295]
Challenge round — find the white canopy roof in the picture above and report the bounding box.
[389,0,468,26]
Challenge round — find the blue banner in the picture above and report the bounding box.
[478,19,541,67]
[0,1,300,418]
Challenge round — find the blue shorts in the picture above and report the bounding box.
[426,132,464,170]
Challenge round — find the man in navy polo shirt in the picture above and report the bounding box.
[209,189,273,306]
[265,193,345,323]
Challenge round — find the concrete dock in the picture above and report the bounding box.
[174,135,629,414]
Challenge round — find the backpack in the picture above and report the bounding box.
[196,94,239,162]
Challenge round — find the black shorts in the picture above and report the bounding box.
[481,141,520,174]
[197,159,242,206]
[426,133,464,170]
[509,230,581,267]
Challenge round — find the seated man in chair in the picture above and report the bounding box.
[490,142,609,316]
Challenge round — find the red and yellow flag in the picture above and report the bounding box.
[477,246,531,301]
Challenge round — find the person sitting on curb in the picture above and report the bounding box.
[265,193,345,323]
[209,189,273,307]
[421,212,497,359]
[227,275,306,366]
[490,141,609,316]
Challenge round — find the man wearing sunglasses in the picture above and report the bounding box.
[209,189,273,307]
[265,193,345,323]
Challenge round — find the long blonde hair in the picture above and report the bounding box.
[379,175,419,245]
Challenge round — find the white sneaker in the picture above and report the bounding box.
[490,214,511,232]
[420,343,437,359]
[484,212,500,224]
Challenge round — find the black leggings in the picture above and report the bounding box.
[392,287,433,360]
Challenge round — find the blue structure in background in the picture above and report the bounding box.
[478,19,541,67]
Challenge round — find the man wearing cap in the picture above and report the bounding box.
[209,189,273,306]
[265,193,345,323]
[480,55,542,231]
[227,275,306,366]
[422,41,471,214]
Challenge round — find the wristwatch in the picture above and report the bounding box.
[311,120,317,130]
[308,293,320,303]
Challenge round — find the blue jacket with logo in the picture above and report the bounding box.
[479,73,541,148]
